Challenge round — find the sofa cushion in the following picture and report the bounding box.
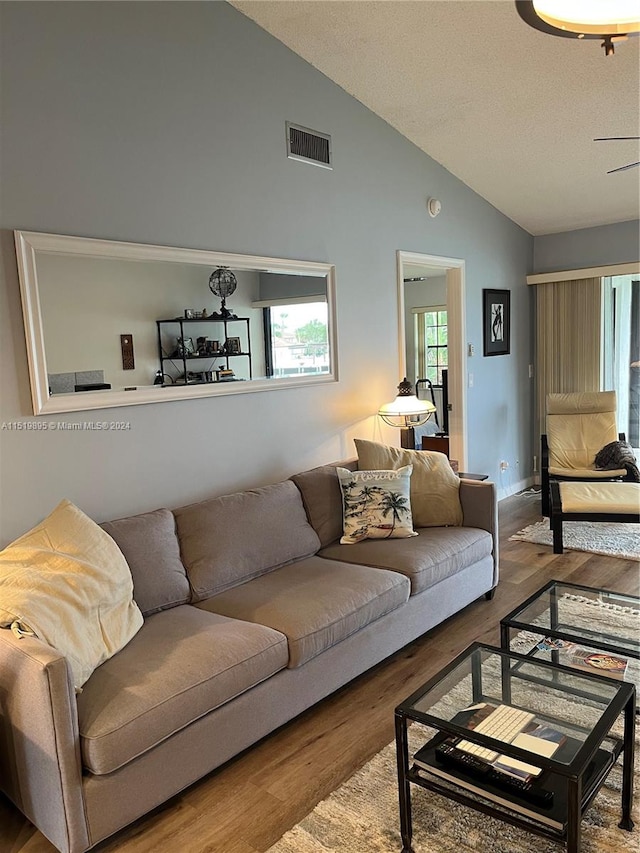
[76,605,288,775]
[319,526,493,594]
[0,499,143,691]
[290,460,357,547]
[174,480,321,601]
[197,555,410,668]
[355,439,463,528]
[100,508,190,616]
[336,465,417,543]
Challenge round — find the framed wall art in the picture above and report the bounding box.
[482,289,510,356]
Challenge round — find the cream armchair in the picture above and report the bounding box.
[541,391,627,515]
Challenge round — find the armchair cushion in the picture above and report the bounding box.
[546,391,619,471]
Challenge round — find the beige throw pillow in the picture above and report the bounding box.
[0,499,143,690]
[354,439,463,528]
[337,465,417,544]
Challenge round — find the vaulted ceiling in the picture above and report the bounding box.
[231,0,640,236]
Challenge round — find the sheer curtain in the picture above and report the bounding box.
[534,277,602,439]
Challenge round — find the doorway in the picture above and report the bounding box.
[396,251,467,469]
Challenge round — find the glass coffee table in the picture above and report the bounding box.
[395,643,635,853]
[500,581,639,709]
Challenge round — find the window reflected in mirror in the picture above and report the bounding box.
[14,231,337,415]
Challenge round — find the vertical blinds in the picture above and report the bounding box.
[535,277,601,438]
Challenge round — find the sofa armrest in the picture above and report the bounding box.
[0,629,89,853]
[459,479,499,587]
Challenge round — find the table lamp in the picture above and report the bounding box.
[378,377,437,449]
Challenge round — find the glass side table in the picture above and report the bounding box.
[500,580,639,710]
[395,642,635,853]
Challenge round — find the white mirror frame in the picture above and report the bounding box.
[15,231,338,415]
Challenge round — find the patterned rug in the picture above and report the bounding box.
[510,520,640,560]
[267,616,639,853]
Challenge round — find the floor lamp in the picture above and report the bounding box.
[378,377,436,449]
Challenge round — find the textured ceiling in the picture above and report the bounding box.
[231,0,640,236]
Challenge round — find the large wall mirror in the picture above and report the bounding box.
[15,231,338,415]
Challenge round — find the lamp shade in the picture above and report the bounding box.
[378,377,436,429]
[516,0,640,55]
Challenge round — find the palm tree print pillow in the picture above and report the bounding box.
[336,466,417,544]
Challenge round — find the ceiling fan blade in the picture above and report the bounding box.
[594,136,640,141]
[607,161,640,174]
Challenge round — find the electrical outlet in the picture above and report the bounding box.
[468,372,474,388]
[500,460,509,471]
[468,343,475,357]
[533,455,538,473]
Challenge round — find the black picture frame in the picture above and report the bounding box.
[482,289,510,356]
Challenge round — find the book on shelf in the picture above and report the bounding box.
[412,730,611,832]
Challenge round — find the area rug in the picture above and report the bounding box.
[267,620,639,853]
[510,520,640,560]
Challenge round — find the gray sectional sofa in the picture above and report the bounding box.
[0,459,498,853]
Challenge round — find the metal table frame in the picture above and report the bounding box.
[395,642,635,853]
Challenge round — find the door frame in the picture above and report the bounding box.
[396,250,467,470]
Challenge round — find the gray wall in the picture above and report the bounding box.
[0,1,534,545]
[533,220,640,273]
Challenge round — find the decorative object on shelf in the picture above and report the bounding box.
[483,289,511,357]
[216,367,235,381]
[184,309,194,319]
[208,266,238,319]
[515,0,640,57]
[153,370,174,385]
[208,339,220,352]
[175,336,195,357]
[225,336,241,354]
[378,377,436,449]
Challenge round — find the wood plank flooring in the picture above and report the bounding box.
[1,490,638,853]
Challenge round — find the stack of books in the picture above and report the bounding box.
[412,702,610,831]
[216,368,236,382]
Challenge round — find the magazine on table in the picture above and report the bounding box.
[535,637,629,679]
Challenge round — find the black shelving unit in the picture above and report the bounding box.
[156,317,252,386]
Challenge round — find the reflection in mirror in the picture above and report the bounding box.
[15,231,337,415]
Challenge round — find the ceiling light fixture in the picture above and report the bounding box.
[515,1,640,56]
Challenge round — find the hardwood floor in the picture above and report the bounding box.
[1,491,638,853]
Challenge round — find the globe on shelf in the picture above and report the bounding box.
[208,267,238,319]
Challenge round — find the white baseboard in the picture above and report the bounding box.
[497,476,537,502]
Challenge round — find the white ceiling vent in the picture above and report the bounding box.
[286,122,332,169]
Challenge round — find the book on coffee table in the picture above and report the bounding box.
[535,637,629,680]
[565,646,629,680]
[413,731,610,831]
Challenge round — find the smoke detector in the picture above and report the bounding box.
[427,197,442,218]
